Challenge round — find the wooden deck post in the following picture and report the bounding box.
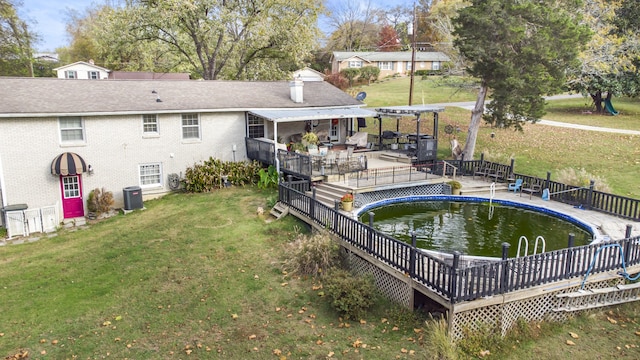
[501,243,510,292]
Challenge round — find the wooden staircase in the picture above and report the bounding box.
[309,182,353,207]
[269,202,289,220]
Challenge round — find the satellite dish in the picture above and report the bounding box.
[355,92,367,101]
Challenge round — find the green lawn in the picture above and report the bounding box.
[0,190,427,359]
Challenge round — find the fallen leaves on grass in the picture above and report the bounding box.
[569,332,579,339]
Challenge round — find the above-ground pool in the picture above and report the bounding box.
[358,196,594,258]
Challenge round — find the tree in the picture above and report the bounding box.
[453,0,590,160]
[60,5,189,74]
[376,25,400,51]
[324,0,382,51]
[359,65,379,84]
[565,0,640,111]
[428,0,469,73]
[340,67,360,87]
[85,0,322,80]
[0,0,38,76]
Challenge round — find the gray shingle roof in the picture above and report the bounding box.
[332,51,450,62]
[0,78,363,117]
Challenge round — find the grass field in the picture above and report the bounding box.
[0,190,430,359]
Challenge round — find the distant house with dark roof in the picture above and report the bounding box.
[331,51,450,78]
[0,77,372,236]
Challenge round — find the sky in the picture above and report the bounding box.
[21,0,410,52]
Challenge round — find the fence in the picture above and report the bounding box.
[345,162,431,187]
[436,157,640,221]
[279,182,640,304]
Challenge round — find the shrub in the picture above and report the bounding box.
[556,167,612,192]
[283,233,340,278]
[87,188,114,214]
[183,157,262,192]
[324,268,376,320]
[324,72,349,90]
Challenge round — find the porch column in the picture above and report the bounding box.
[274,121,280,173]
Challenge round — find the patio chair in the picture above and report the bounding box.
[322,151,336,172]
[521,181,542,199]
[487,169,505,183]
[473,164,489,180]
[508,178,523,192]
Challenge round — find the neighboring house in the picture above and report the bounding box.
[53,60,110,79]
[0,78,371,232]
[331,51,450,78]
[292,67,325,82]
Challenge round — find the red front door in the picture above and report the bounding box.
[60,175,84,218]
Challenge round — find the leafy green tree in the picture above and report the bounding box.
[72,0,321,80]
[453,0,590,159]
[359,66,379,84]
[565,1,639,113]
[340,67,360,87]
[0,0,38,76]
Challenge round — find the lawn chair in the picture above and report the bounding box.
[508,178,523,192]
[473,164,489,180]
[521,181,542,199]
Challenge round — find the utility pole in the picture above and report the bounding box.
[408,3,417,106]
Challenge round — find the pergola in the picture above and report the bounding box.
[374,105,445,163]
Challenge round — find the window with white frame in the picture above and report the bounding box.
[181,113,200,139]
[65,70,77,79]
[59,116,85,142]
[247,113,265,138]
[88,71,99,79]
[432,61,441,71]
[143,114,159,134]
[378,61,393,70]
[406,61,412,71]
[348,60,363,68]
[139,163,162,187]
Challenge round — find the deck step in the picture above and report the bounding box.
[378,154,412,163]
[269,202,289,219]
[554,282,640,312]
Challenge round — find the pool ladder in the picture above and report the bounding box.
[516,235,546,257]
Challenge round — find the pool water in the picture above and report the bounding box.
[360,201,592,258]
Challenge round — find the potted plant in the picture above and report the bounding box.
[302,132,319,150]
[341,193,354,211]
[448,180,462,195]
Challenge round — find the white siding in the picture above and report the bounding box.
[0,112,248,216]
[56,63,109,79]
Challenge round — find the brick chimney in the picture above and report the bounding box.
[289,80,304,103]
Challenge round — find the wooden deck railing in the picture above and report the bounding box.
[436,157,640,221]
[279,182,640,304]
